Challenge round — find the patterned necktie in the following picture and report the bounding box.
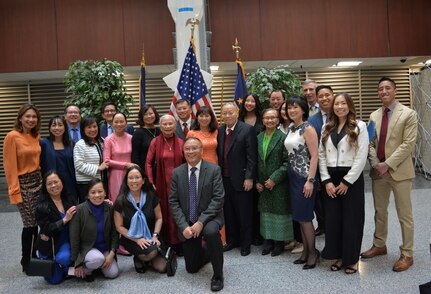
[377,108,390,161]
[222,129,232,177]
[189,167,198,223]
[183,122,189,137]
[72,128,78,144]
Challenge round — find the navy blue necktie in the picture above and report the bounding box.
[72,128,78,144]
[189,167,198,223]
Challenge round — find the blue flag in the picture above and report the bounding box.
[234,60,248,108]
[139,62,146,108]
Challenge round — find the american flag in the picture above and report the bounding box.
[168,42,216,120]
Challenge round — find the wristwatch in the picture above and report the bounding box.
[308,178,316,183]
[153,232,160,238]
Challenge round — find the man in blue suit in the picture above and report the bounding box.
[100,101,134,138]
[308,85,334,236]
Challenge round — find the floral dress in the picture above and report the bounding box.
[284,122,316,221]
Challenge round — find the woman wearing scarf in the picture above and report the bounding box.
[145,114,184,254]
[114,166,166,273]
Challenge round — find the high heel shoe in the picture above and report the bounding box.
[293,258,307,264]
[303,250,320,270]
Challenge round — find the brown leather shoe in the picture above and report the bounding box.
[393,255,413,272]
[360,245,387,259]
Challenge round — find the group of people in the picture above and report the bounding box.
[2,76,417,291]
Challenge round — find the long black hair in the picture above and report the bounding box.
[47,115,72,147]
[113,166,156,212]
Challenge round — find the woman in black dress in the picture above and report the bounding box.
[131,105,161,170]
[113,166,166,273]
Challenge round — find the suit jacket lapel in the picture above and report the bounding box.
[374,108,383,140]
[197,161,206,204]
[386,103,402,142]
[227,122,240,154]
[265,131,280,159]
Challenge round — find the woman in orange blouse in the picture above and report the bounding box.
[186,106,218,165]
[3,103,42,272]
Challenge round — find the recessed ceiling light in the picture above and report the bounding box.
[210,65,219,71]
[337,61,363,67]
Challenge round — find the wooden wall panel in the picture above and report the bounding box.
[388,0,431,56]
[55,0,126,69]
[122,0,175,66]
[208,0,262,62]
[258,0,389,60]
[0,0,58,73]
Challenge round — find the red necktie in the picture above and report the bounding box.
[377,108,390,161]
[183,122,189,137]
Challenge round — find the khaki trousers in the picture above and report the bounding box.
[372,176,414,256]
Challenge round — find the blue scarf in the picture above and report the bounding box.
[127,191,152,241]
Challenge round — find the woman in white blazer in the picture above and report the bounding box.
[318,93,368,274]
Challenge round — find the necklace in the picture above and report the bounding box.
[199,130,211,138]
[144,127,157,138]
[163,136,173,151]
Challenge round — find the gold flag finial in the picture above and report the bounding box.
[232,38,241,61]
[186,18,200,44]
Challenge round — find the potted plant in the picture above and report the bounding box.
[245,65,302,107]
[64,59,134,118]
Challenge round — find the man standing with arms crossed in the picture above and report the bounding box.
[361,77,417,272]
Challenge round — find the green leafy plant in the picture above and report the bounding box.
[246,65,302,107]
[64,59,134,119]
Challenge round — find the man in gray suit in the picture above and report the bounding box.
[169,137,225,291]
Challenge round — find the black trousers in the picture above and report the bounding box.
[182,220,223,278]
[314,184,326,230]
[223,177,253,249]
[322,170,365,266]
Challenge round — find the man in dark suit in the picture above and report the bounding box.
[308,85,334,236]
[217,102,258,256]
[99,101,134,138]
[169,137,225,292]
[174,99,194,140]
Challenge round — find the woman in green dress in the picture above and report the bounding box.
[256,108,293,256]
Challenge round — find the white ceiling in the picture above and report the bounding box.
[0,56,429,84]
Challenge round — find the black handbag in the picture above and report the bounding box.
[26,236,55,277]
[160,246,177,277]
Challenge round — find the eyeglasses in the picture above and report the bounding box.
[104,109,116,114]
[67,111,80,115]
[184,146,201,152]
[128,176,142,181]
[262,116,278,121]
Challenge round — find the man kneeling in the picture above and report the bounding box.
[169,137,225,292]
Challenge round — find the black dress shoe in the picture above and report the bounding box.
[303,250,320,270]
[240,246,251,256]
[133,256,147,273]
[223,243,238,252]
[261,240,274,255]
[211,275,224,292]
[84,274,95,282]
[271,242,284,257]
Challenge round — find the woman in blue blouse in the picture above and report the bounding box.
[40,116,77,200]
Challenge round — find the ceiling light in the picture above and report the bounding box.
[337,61,363,67]
[210,65,219,71]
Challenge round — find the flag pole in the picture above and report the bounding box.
[232,38,248,109]
[139,43,146,109]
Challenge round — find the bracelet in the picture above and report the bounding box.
[153,232,160,238]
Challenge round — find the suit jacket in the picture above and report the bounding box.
[318,120,369,186]
[100,123,135,139]
[217,120,258,191]
[308,111,324,142]
[175,119,194,140]
[69,201,118,266]
[368,102,417,181]
[169,160,224,242]
[256,130,290,214]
